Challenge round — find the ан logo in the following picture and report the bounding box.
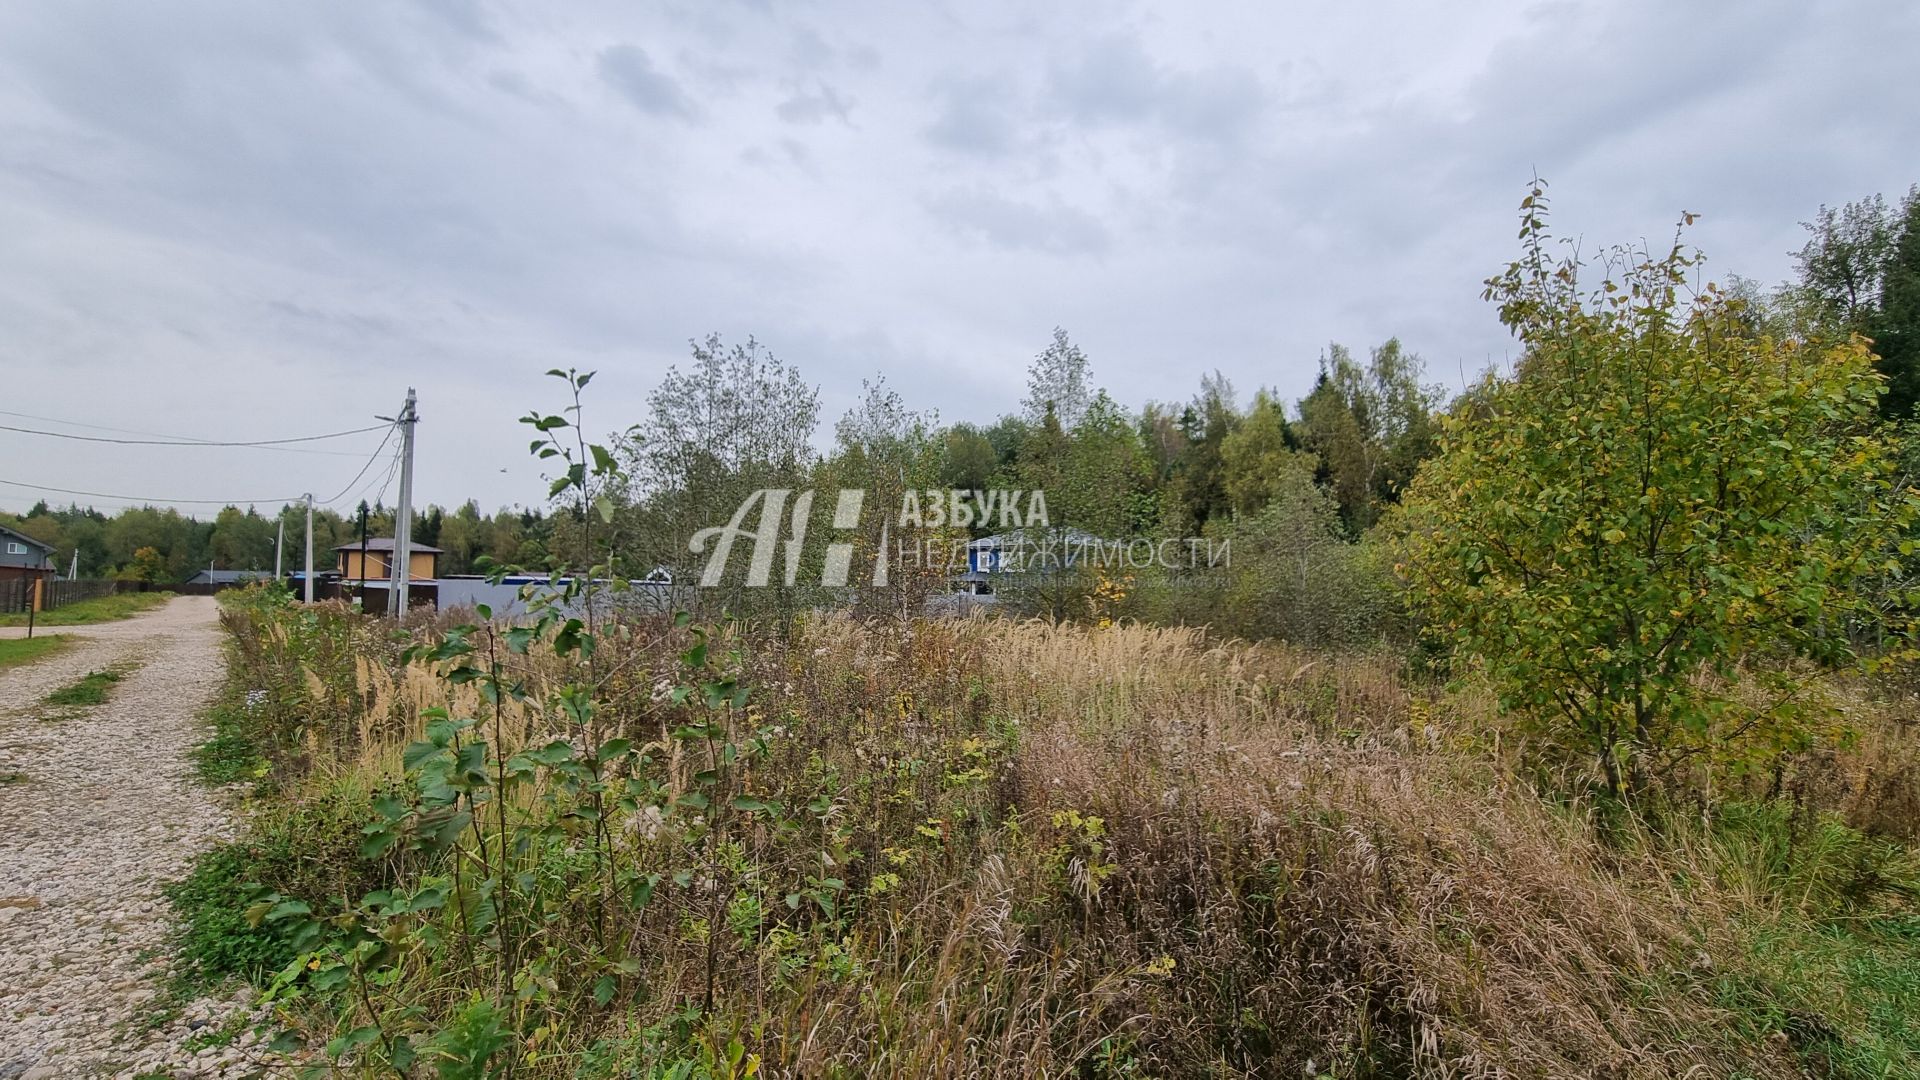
[690,487,1049,587]
[690,489,873,588]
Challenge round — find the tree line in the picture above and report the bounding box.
[9,180,1915,646]
[0,500,556,582]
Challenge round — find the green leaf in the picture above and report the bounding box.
[402,741,441,771]
[326,1025,382,1059]
[266,1031,305,1054]
[513,740,576,768]
[360,827,400,860]
[266,899,312,921]
[504,626,537,654]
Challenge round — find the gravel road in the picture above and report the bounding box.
[0,596,267,1078]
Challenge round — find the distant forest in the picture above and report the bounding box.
[7,183,1916,638]
[0,500,551,583]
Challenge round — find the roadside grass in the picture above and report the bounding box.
[0,634,70,670]
[166,777,383,996]
[44,667,125,707]
[164,843,299,997]
[0,591,168,628]
[1707,914,1920,1077]
[191,695,270,787]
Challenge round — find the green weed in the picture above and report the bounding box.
[44,667,125,707]
[1715,916,1920,1078]
[0,634,69,669]
[164,844,299,995]
[192,697,270,788]
[165,778,389,995]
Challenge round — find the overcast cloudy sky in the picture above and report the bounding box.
[0,0,1914,516]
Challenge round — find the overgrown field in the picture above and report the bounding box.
[171,588,1920,1078]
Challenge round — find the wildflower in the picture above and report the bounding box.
[626,804,665,841]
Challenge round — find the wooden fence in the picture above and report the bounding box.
[0,576,155,614]
[0,577,258,615]
[0,577,36,614]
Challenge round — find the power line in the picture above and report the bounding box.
[0,408,190,438]
[0,420,389,449]
[0,477,307,507]
[357,446,404,509]
[0,419,398,510]
[0,409,368,457]
[320,424,400,506]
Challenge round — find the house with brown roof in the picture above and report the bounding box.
[335,537,441,583]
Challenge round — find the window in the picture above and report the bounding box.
[5,542,25,555]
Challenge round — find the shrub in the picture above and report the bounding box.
[1400,183,1917,796]
[166,844,299,993]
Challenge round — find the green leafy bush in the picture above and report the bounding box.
[1401,184,1917,795]
[165,844,299,993]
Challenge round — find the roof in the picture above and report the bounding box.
[332,538,443,554]
[187,569,276,584]
[968,527,1105,549]
[0,524,53,553]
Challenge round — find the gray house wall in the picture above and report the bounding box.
[0,528,52,569]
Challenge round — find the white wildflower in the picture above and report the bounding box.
[627,804,665,841]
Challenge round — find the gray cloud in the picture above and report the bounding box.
[924,76,1024,157]
[598,44,696,119]
[0,0,1910,515]
[925,189,1110,255]
[776,81,852,125]
[1047,33,1264,142]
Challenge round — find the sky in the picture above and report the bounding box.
[0,0,1915,517]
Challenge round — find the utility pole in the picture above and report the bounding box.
[389,389,418,618]
[68,549,77,581]
[355,501,369,610]
[274,515,284,580]
[304,493,315,603]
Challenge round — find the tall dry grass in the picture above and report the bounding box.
[217,600,1918,1077]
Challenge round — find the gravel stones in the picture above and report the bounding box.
[0,598,267,1078]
